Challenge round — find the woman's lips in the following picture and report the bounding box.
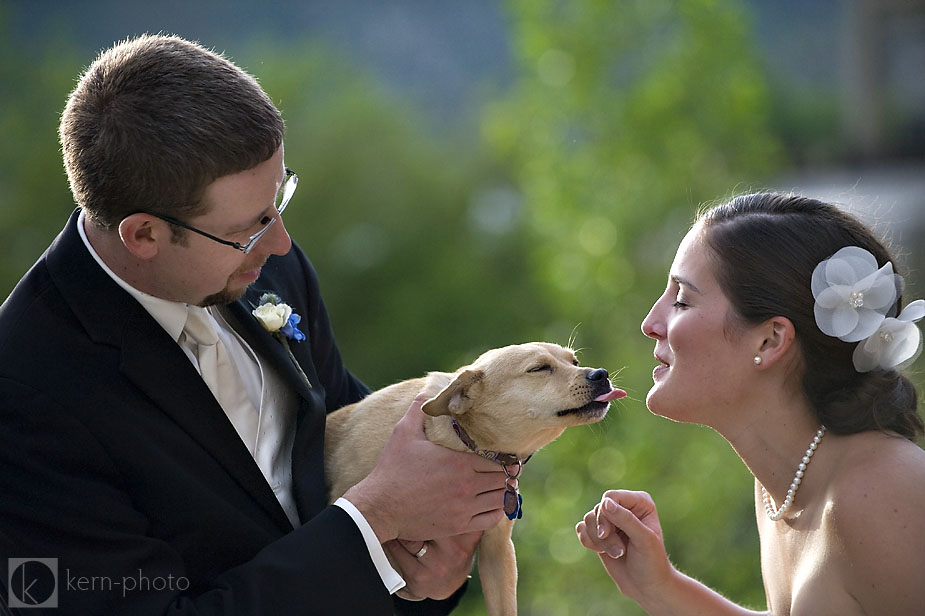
[652,355,670,380]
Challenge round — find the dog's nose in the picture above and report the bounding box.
[586,368,609,382]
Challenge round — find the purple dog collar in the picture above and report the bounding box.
[450,418,530,520]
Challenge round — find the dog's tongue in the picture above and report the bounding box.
[595,388,627,402]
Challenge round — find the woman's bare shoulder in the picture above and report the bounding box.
[825,432,925,611]
[828,432,925,518]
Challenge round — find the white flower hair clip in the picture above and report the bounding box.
[812,246,924,372]
[852,300,925,372]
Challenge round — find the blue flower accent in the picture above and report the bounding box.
[280,312,306,342]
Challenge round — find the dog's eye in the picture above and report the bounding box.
[528,364,553,373]
[571,358,579,366]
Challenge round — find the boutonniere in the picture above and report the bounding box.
[252,292,312,389]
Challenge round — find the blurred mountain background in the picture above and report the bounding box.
[2,1,923,614]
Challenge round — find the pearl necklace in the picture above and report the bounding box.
[761,426,826,521]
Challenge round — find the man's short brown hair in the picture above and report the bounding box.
[60,34,285,228]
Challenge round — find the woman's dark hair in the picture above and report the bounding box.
[697,192,923,440]
[60,34,286,229]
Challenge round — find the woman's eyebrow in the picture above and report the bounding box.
[670,274,702,294]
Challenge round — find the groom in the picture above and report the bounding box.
[0,34,506,615]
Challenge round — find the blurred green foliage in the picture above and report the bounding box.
[252,42,554,382]
[466,1,781,613]
[249,2,783,613]
[241,4,785,612]
[0,11,82,292]
[7,1,898,614]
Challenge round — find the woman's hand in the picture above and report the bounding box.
[576,490,674,603]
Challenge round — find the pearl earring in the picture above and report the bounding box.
[753,356,762,365]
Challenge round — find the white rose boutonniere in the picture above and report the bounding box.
[253,293,305,341]
[252,292,311,388]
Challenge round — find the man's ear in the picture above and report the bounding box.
[754,316,796,369]
[421,369,484,417]
[118,214,167,260]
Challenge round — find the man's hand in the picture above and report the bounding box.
[386,532,482,600]
[343,394,508,544]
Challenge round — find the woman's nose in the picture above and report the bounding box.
[641,300,666,340]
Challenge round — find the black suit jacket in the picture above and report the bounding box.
[0,211,462,615]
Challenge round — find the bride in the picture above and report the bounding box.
[577,193,925,615]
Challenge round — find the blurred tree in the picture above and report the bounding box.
[250,42,552,387]
[0,9,80,297]
[465,0,785,614]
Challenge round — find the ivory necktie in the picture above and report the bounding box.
[183,306,259,450]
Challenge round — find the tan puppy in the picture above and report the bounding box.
[324,342,625,616]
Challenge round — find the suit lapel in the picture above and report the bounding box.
[231,287,330,520]
[119,318,293,531]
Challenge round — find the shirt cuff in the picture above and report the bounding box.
[333,497,405,594]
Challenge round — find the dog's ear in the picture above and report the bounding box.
[422,369,484,417]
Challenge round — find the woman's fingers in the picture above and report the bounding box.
[577,506,626,559]
[577,490,663,559]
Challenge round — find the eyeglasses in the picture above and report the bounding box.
[150,168,298,254]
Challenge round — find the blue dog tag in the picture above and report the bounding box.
[504,488,523,520]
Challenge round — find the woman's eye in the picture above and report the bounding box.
[528,364,553,373]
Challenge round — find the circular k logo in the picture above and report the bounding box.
[8,558,58,608]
